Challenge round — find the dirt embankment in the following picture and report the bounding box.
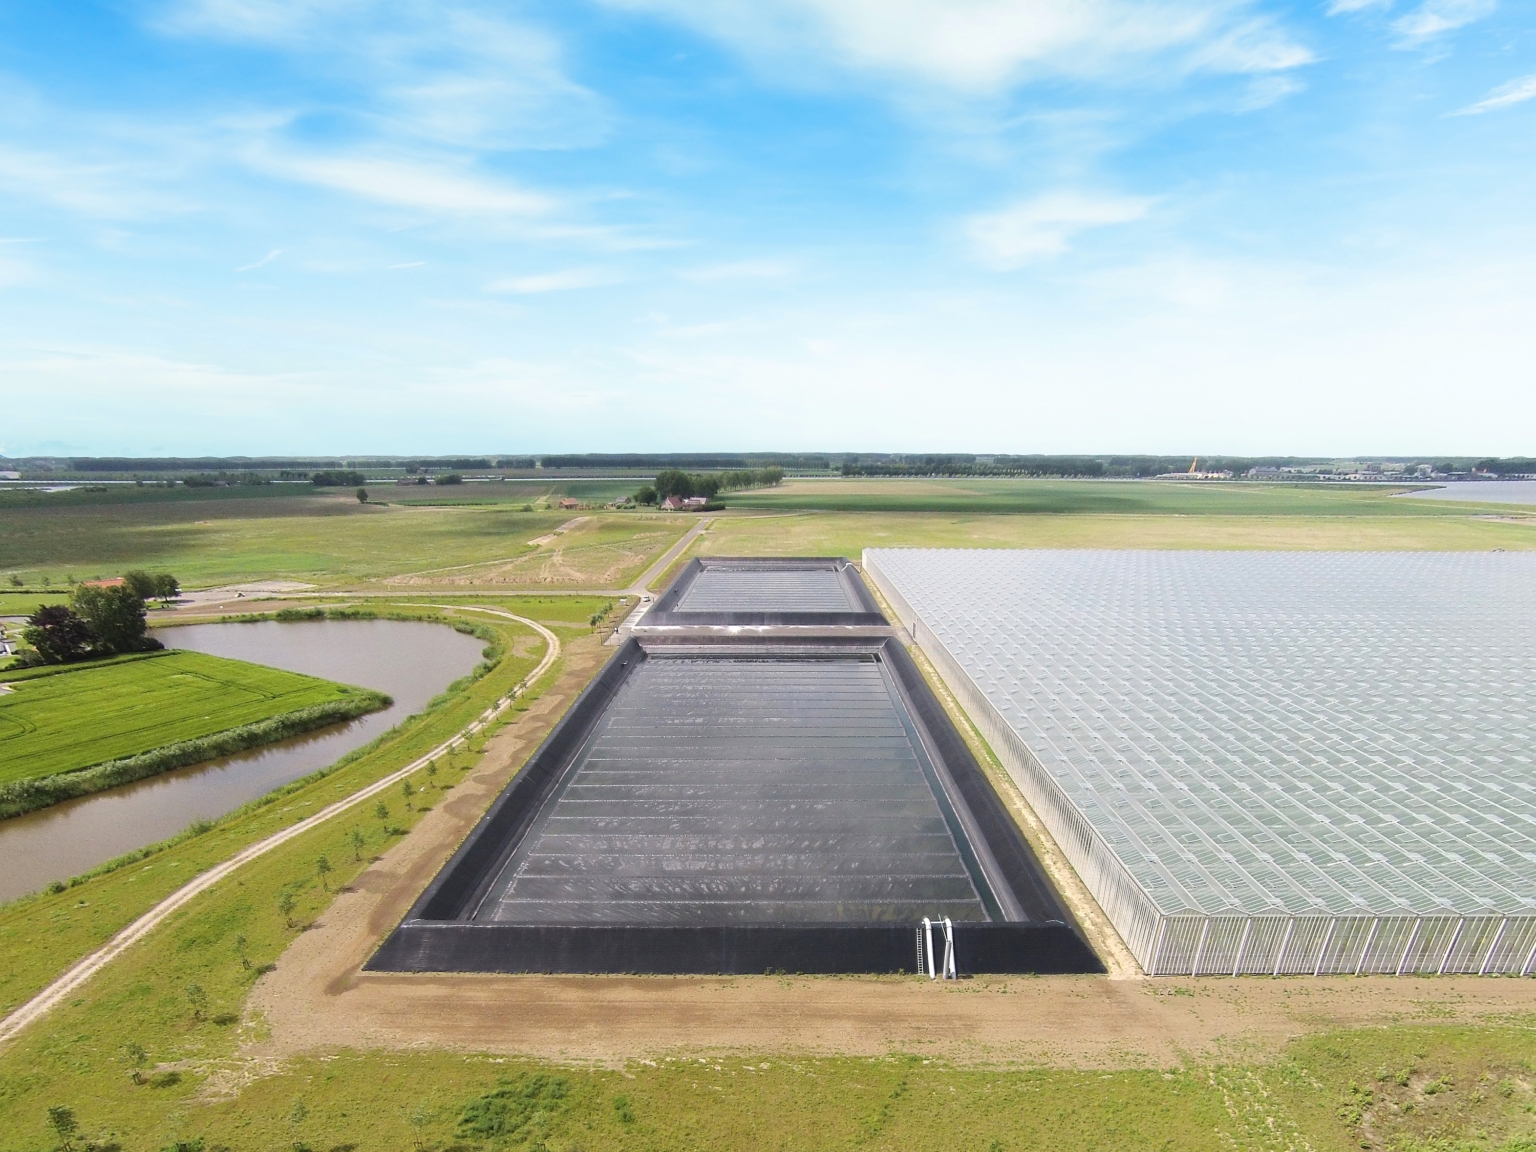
[243,631,1536,1071]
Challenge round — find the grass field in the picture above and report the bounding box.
[385,478,643,506]
[0,486,684,589]
[724,477,1481,516]
[7,479,1533,592]
[0,650,364,783]
[697,506,1536,559]
[0,593,70,616]
[384,515,683,589]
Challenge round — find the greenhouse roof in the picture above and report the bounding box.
[867,549,1536,919]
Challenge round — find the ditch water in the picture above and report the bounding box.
[0,618,487,902]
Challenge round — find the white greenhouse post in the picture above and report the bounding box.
[1355,919,1381,976]
[1313,919,1339,977]
[1232,919,1254,976]
[942,917,956,980]
[1190,919,1212,977]
[1437,919,1465,975]
[1149,917,1169,978]
[923,918,936,980]
[1520,931,1536,979]
[1479,919,1508,976]
[1273,918,1297,976]
[1396,919,1424,976]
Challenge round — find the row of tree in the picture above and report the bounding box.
[17,571,179,666]
[634,466,785,504]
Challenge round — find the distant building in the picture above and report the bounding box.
[82,577,125,588]
[662,495,710,510]
[558,498,581,510]
[0,471,19,480]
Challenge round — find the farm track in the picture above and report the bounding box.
[0,607,559,1051]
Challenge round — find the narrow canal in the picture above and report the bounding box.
[0,618,487,902]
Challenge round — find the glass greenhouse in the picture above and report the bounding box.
[865,548,1536,976]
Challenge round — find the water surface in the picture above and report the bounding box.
[1398,481,1536,507]
[0,619,485,902]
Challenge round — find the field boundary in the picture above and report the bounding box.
[0,606,559,1052]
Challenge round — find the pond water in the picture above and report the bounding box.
[0,618,487,902]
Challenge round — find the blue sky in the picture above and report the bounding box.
[1,0,1533,456]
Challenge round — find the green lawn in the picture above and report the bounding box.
[0,650,364,783]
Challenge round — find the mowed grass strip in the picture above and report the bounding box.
[0,650,363,783]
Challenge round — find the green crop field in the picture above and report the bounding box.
[0,485,684,589]
[0,650,365,783]
[726,476,1478,516]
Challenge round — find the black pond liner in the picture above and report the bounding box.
[637,557,889,628]
[368,633,1103,975]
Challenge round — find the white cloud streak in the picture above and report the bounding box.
[600,0,1311,91]
[236,248,281,271]
[680,258,798,282]
[0,145,190,219]
[486,267,626,293]
[1327,0,1392,13]
[965,192,1152,268]
[1453,73,1536,114]
[1392,0,1496,42]
[247,150,554,216]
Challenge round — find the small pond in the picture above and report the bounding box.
[0,618,488,902]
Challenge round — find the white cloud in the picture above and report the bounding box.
[1392,0,1496,42]
[0,255,34,289]
[248,150,554,216]
[155,0,368,43]
[680,258,798,282]
[1453,73,1536,114]
[486,267,626,294]
[1234,73,1306,111]
[965,192,1152,268]
[157,1,607,151]
[1189,19,1315,73]
[236,248,281,271]
[599,0,1311,90]
[0,145,190,219]
[1327,0,1392,13]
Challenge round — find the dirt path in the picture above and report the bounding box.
[627,516,712,594]
[0,608,559,1052]
[244,630,1536,1071]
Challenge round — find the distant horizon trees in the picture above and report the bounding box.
[643,466,784,504]
[311,470,367,487]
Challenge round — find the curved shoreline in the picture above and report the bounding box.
[0,692,391,820]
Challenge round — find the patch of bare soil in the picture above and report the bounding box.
[244,631,1536,1070]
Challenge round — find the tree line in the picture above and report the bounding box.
[15,572,179,666]
[633,466,784,505]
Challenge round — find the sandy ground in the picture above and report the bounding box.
[244,633,1536,1072]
